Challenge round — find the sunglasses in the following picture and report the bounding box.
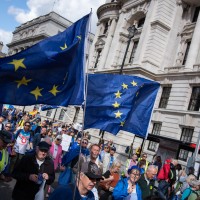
[6,126,11,128]
[82,141,88,145]
[24,124,30,127]
[57,139,62,141]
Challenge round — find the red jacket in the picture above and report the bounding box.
[157,159,171,180]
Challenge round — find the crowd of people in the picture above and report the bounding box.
[0,107,200,200]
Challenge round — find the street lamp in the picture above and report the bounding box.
[119,24,138,74]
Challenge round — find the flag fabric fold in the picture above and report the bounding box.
[0,14,90,106]
[84,74,160,138]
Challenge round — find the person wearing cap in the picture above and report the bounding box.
[49,161,102,200]
[49,135,63,170]
[137,165,158,199]
[113,165,142,200]
[0,115,5,131]
[12,141,55,200]
[0,130,12,180]
[103,146,116,173]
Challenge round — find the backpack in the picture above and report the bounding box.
[186,189,200,200]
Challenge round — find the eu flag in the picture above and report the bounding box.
[84,74,160,138]
[41,105,59,111]
[0,14,90,106]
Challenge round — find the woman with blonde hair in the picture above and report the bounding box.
[99,161,121,200]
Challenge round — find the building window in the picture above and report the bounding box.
[180,128,193,143]
[148,141,158,152]
[94,50,101,68]
[152,123,161,135]
[103,21,109,34]
[192,7,200,23]
[178,149,189,161]
[138,17,145,28]
[58,109,65,121]
[188,87,200,111]
[182,41,191,65]
[129,41,139,63]
[46,110,52,117]
[159,87,171,108]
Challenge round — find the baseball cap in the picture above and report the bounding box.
[81,161,102,180]
[0,130,12,144]
[110,146,116,152]
[38,141,51,151]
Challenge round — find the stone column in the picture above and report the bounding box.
[185,10,200,68]
[98,17,117,69]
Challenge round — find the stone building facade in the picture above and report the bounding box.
[87,0,200,169]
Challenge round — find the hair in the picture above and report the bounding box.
[147,165,158,172]
[24,121,31,126]
[186,174,196,183]
[90,144,100,150]
[110,161,121,169]
[156,156,162,164]
[138,159,146,168]
[176,164,182,171]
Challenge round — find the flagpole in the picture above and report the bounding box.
[72,11,92,200]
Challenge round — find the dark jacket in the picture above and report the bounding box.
[49,184,95,200]
[12,153,55,200]
[137,174,155,199]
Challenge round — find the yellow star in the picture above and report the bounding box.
[77,35,81,40]
[131,80,137,86]
[114,110,123,118]
[112,101,120,108]
[60,43,67,50]
[30,86,43,100]
[122,83,128,89]
[15,76,32,88]
[49,85,60,96]
[9,58,26,71]
[120,121,125,127]
[115,90,122,98]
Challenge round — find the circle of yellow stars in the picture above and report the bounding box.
[7,35,81,100]
[113,80,138,127]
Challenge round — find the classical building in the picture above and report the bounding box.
[7,11,93,126]
[87,0,200,169]
[0,42,6,57]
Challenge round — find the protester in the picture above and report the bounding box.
[0,115,5,130]
[32,126,48,149]
[153,155,162,173]
[99,161,121,200]
[137,165,158,199]
[100,144,110,162]
[103,146,116,173]
[157,158,178,199]
[49,161,102,200]
[11,121,33,171]
[113,165,142,200]
[125,153,138,173]
[0,130,12,181]
[12,141,55,200]
[138,153,149,171]
[181,180,200,200]
[49,135,63,171]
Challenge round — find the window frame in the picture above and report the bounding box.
[148,141,158,152]
[178,149,189,162]
[188,87,200,111]
[180,127,194,143]
[159,87,171,108]
[58,109,65,121]
[152,123,162,135]
[46,110,52,117]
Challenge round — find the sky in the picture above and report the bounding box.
[0,0,105,52]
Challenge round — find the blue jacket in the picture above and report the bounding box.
[49,184,95,200]
[113,178,142,200]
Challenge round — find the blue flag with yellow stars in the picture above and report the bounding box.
[84,74,160,137]
[0,14,90,106]
[41,105,59,111]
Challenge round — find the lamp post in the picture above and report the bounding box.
[119,24,138,74]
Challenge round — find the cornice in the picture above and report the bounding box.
[97,2,121,19]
